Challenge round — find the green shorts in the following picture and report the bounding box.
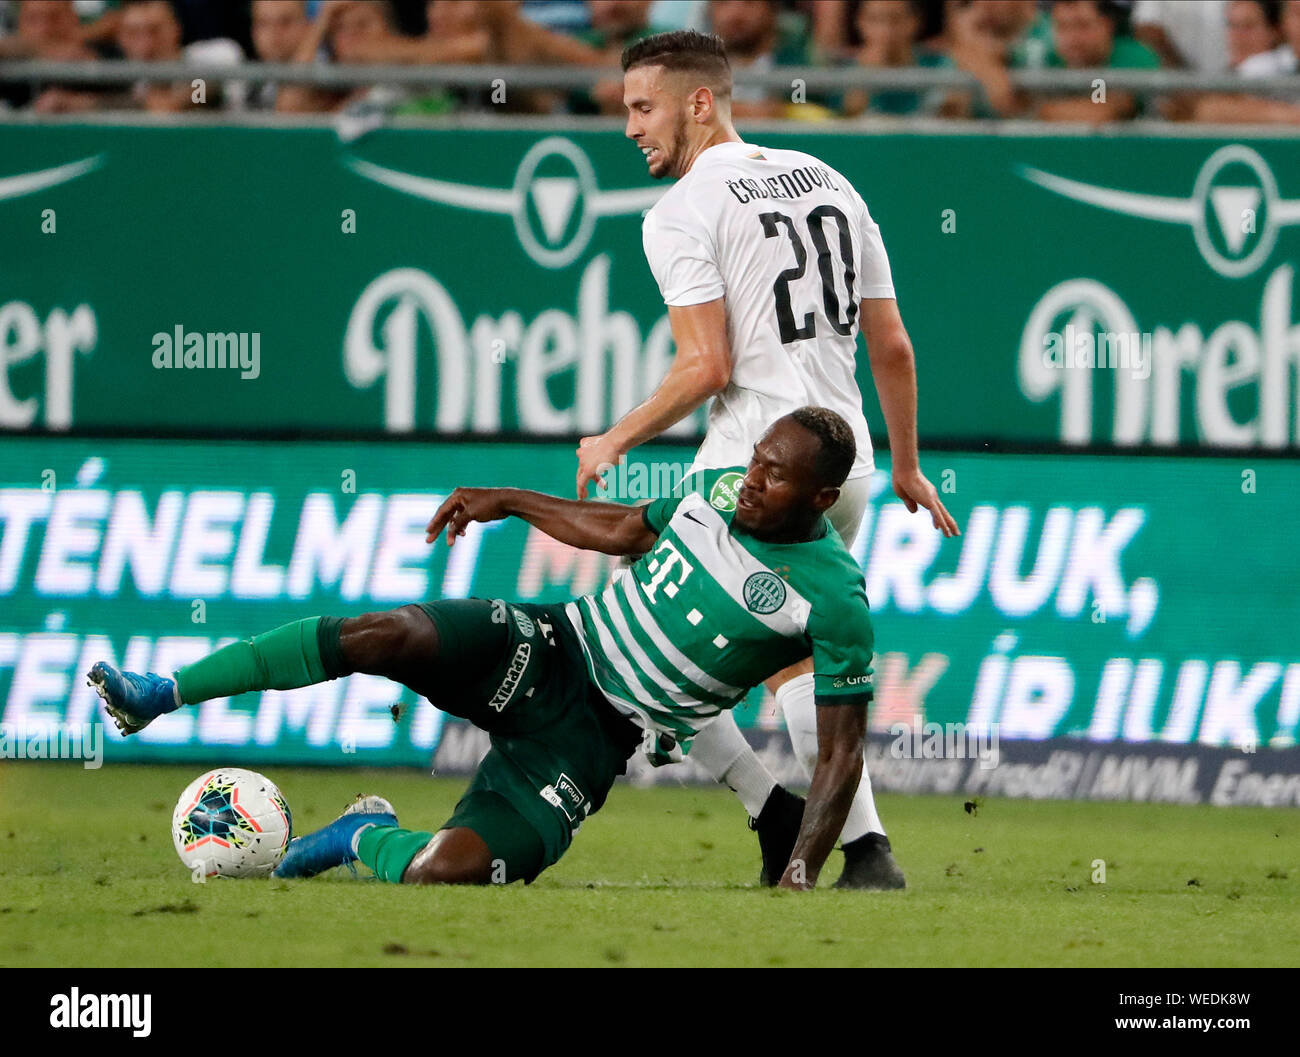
[416,599,641,883]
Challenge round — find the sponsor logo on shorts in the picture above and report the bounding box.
[512,607,535,638]
[743,570,786,614]
[540,772,586,823]
[832,674,871,689]
[709,471,744,511]
[488,642,531,712]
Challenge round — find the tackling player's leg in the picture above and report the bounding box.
[91,599,636,887]
[89,605,511,883]
[272,795,399,879]
[279,810,502,885]
[290,599,637,886]
[89,607,438,737]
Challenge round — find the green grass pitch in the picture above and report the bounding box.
[1,762,1296,967]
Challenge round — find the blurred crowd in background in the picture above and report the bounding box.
[1,0,1298,123]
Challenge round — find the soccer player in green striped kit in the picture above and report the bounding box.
[90,409,877,889]
[575,29,959,887]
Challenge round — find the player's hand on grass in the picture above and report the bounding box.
[576,433,623,499]
[892,467,960,538]
[426,487,511,546]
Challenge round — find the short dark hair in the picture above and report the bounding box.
[622,29,732,99]
[789,407,855,489]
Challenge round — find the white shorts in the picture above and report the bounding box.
[827,474,871,546]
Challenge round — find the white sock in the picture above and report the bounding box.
[690,710,776,818]
[839,763,884,844]
[776,672,884,843]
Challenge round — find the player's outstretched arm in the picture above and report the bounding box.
[426,486,655,556]
[862,298,960,538]
[778,702,866,890]
[576,298,731,498]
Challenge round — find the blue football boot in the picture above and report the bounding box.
[273,795,398,879]
[87,661,181,735]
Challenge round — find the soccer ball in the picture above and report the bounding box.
[172,768,293,878]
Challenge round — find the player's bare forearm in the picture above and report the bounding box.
[866,330,920,473]
[779,703,866,889]
[861,299,959,535]
[608,357,726,451]
[871,352,919,470]
[576,300,730,497]
[576,364,716,497]
[608,300,731,450]
[504,490,653,554]
[426,486,653,556]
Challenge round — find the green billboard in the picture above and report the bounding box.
[3,124,1300,449]
[1,436,1296,771]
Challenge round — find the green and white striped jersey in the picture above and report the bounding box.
[564,467,875,748]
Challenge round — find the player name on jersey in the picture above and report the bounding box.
[724,164,844,204]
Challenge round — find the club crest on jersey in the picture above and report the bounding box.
[512,607,535,638]
[743,571,786,614]
[709,472,744,511]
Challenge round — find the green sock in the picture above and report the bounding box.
[173,616,346,705]
[356,825,434,884]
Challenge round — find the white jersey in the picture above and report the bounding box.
[641,140,896,479]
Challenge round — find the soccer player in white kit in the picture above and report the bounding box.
[575,29,960,888]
